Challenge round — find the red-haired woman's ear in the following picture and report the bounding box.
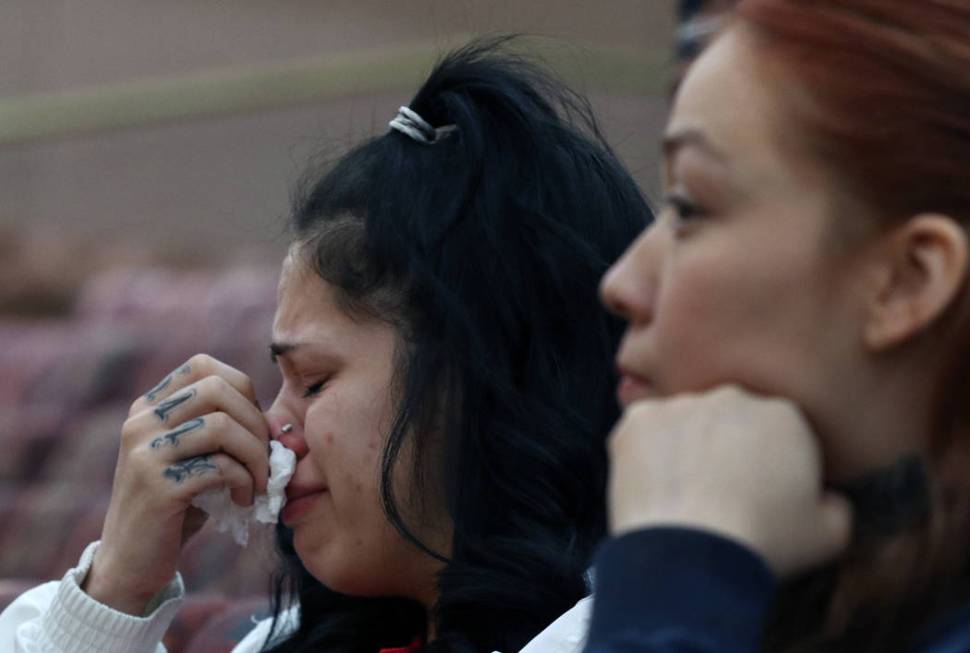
[864,214,968,351]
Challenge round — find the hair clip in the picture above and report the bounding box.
[388,106,458,144]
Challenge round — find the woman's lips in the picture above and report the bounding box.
[281,487,328,526]
[617,370,657,406]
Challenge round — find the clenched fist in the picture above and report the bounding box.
[607,385,852,577]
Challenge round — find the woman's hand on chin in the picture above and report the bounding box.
[83,354,270,616]
[607,384,853,578]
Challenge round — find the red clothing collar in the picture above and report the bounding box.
[378,636,423,653]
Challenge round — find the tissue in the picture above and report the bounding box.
[190,440,296,546]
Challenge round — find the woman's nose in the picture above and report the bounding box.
[600,232,657,326]
[265,402,310,460]
[276,426,310,460]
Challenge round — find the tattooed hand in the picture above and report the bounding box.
[83,355,270,616]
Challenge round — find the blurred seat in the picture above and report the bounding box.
[180,597,272,653]
[0,579,40,613]
[0,264,281,653]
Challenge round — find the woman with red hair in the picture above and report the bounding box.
[590,1,970,652]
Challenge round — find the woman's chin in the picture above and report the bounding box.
[297,539,384,597]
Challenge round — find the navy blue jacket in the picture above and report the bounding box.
[585,528,970,653]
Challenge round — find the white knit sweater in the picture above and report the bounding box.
[0,541,591,653]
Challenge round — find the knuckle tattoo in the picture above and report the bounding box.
[153,389,197,422]
[143,375,172,403]
[163,454,217,484]
[149,417,205,449]
[143,363,193,403]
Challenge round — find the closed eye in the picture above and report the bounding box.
[666,194,705,222]
[303,379,328,399]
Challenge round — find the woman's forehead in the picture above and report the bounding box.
[274,258,340,330]
[273,261,394,354]
[670,27,821,194]
[671,29,770,158]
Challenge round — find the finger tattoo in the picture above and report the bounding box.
[164,455,217,484]
[150,417,205,449]
[154,389,196,422]
[144,375,172,402]
[144,363,192,403]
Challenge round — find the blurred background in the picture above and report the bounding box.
[1,1,677,316]
[0,1,683,650]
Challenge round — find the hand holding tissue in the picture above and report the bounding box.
[190,441,296,546]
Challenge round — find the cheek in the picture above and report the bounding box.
[311,400,383,497]
[299,396,391,546]
[298,405,426,596]
[653,260,746,391]
[652,243,824,395]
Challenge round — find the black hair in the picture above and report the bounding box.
[263,37,652,653]
[674,0,738,63]
[679,0,709,20]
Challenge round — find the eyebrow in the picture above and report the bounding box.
[269,342,297,364]
[662,128,727,164]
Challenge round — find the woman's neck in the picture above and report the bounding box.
[819,354,935,484]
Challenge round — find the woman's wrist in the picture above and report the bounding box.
[80,553,165,616]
